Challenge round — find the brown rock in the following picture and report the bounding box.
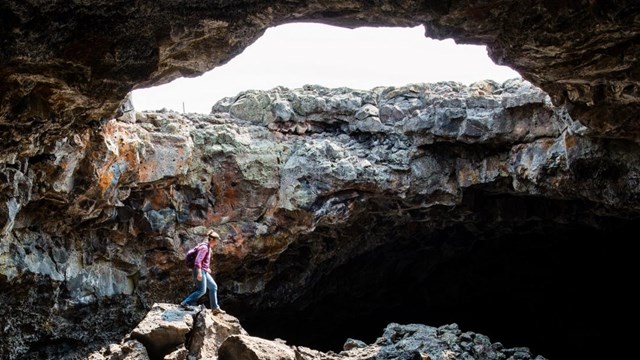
[129,303,195,359]
[218,334,297,360]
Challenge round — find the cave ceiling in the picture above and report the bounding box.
[1,0,639,156]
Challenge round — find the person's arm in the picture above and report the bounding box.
[194,245,207,280]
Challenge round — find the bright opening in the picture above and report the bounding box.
[131,23,521,114]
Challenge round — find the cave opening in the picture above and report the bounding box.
[130,23,520,114]
[234,194,636,360]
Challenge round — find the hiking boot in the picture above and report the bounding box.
[180,303,197,311]
[211,308,225,315]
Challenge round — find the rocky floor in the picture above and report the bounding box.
[88,303,548,360]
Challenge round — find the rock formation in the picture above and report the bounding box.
[2,79,637,359]
[1,1,639,359]
[88,303,546,360]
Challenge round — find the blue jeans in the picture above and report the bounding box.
[181,268,220,309]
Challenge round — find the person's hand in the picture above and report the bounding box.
[196,271,203,281]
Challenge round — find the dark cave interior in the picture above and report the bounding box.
[236,196,636,360]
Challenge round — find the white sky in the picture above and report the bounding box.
[131,23,521,114]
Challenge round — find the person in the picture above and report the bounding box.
[180,229,225,315]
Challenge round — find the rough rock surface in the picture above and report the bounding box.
[1,1,639,159]
[0,0,640,152]
[90,303,546,360]
[2,2,640,359]
[1,80,637,359]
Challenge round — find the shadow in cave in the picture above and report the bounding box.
[237,215,635,359]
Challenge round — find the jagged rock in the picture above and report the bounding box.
[1,1,639,162]
[188,309,249,359]
[342,338,367,351]
[292,346,345,360]
[1,79,638,359]
[1,2,639,355]
[164,346,189,360]
[87,339,150,360]
[88,303,248,360]
[218,335,297,360]
[129,303,197,359]
[95,306,547,360]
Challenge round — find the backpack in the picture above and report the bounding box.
[184,243,207,269]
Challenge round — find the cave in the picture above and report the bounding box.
[226,190,637,360]
[1,1,639,359]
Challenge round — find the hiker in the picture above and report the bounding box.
[180,229,225,315]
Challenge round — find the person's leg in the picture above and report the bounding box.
[181,269,208,306]
[204,272,220,310]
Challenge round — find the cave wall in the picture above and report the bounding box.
[2,80,640,358]
[1,1,640,359]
